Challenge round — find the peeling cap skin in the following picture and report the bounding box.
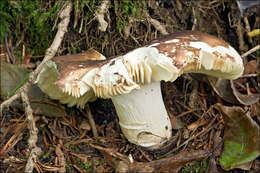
[36,49,107,108]
[37,31,244,148]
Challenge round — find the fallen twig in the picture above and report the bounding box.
[89,143,129,162]
[242,45,260,58]
[241,73,259,78]
[82,104,99,137]
[116,150,211,173]
[55,144,66,173]
[22,91,42,173]
[192,7,198,31]
[228,12,247,51]
[145,12,168,35]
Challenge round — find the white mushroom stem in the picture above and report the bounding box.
[111,82,172,149]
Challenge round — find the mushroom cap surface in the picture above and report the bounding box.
[37,31,244,107]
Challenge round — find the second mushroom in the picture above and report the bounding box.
[36,31,244,149]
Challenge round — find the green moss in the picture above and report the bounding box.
[0,0,13,41]
[256,49,260,57]
[75,157,93,171]
[72,0,99,31]
[83,162,92,170]
[115,0,145,32]
[41,149,52,158]
[0,0,61,55]
[181,159,209,173]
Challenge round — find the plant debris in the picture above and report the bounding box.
[216,104,260,170]
[1,0,260,172]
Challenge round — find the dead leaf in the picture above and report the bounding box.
[48,120,70,139]
[0,61,28,99]
[208,77,240,104]
[0,61,67,117]
[216,104,260,170]
[230,80,260,105]
[208,76,260,105]
[187,118,209,131]
[244,60,260,74]
[251,160,260,172]
[79,120,91,131]
[206,157,220,173]
[170,115,185,130]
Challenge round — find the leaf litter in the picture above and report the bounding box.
[1,0,260,172]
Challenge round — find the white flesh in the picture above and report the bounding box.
[111,82,172,149]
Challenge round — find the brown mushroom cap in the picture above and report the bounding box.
[36,49,106,107]
[37,31,244,108]
[147,31,243,79]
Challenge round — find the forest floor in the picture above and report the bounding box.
[0,0,259,172]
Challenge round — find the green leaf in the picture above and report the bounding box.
[217,104,260,170]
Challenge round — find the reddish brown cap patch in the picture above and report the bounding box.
[52,49,107,89]
[149,31,229,48]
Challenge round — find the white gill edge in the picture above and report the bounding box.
[81,47,180,98]
[37,42,243,99]
[41,46,179,99]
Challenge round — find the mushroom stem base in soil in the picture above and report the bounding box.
[111,82,172,149]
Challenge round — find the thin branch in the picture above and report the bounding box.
[191,7,198,31]
[55,144,66,173]
[22,91,42,173]
[81,105,98,138]
[145,12,168,35]
[116,150,211,173]
[242,45,260,58]
[95,0,110,32]
[241,73,259,78]
[0,94,20,119]
[4,34,15,64]
[124,17,135,38]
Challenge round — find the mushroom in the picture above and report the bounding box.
[36,31,244,149]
